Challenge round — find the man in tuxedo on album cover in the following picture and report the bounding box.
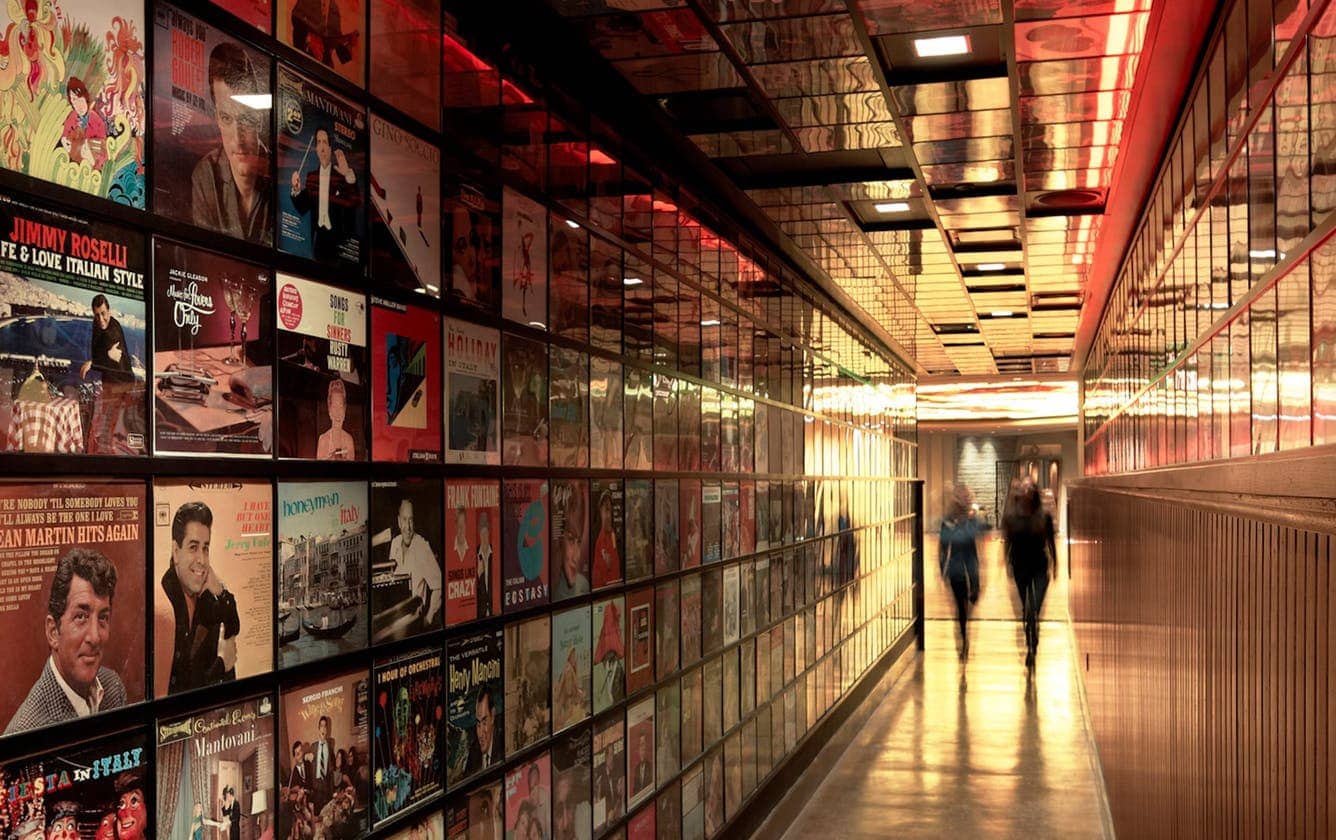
[465,686,503,774]
[291,0,357,69]
[311,714,337,811]
[286,739,315,791]
[6,548,128,734]
[290,127,360,263]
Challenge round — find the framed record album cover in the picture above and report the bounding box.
[153,5,274,245]
[277,67,367,267]
[504,752,551,840]
[386,810,445,840]
[655,580,679,681]
[653,479,678,576]
[552,726,594,840]
[369,114,441,296]
[589,356,623,470]
[278,667,371,839]
[214,0,272,32]
[372,647,445,826]
[371,299,442,463]
[0,731,150,840]
[277,480,369,668]
[152,479,273,697]
[625,585,654,696]
[0,481,146,738]
[548,210,589,343]
[445,319,500,464]
[156,694,276,839]
[501,333,549,467]
[504,615,551,757]
[590,478,623,590]
[445,779,503,840]
[593,715,626,835]
[276,274,368,460]
[680,668,702,766]
[679,573,701,667]
[502,187,548,327]
[626,695,655,808]
[623,479,653,582]
[153,240,273,457]
[549,346,589,468]
[445,478,502,626]
[551,478,590,602]
[552,604,592,733]
[446,177,500,312]
[278,0,365,86]
[369,0,441,130]
[446,629,503,787]
[680,479,701,570]
[592,595,626,715]
[0,196,147,457]
[657,781,681,840]
[622,367,653,470]
[655,681,680,785]
[502,478,550,612]
[369,479,443,642]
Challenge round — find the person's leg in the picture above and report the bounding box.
[949,575,969,658]
[1030,572,1050,652]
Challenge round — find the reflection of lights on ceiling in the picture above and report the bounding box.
[914,34,972,57]
[1249,249,1277,259]
[964,163,1003,182]
[917,379,1079,422]
[991,310,1015,317]
[565,220,580,229]
[1072,254,1084,264]
[528,321,546,329]
[700,318,721,327]
[975,263,1006,271]
[231,94,272,109]
[622,277,643,286]
[874,201,911,214]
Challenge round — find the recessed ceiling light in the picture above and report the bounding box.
[1248,249,1276,259]
[874,201,911,214]
[622,277,643,286]
[975,263,1006,271]
[913,34,972,58]
[230,94,273,109]
[700,318,721,327]
[565,219,580,229]
[990,310,1014,318]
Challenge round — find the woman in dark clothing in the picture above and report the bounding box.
[939,486,981,660]
[1004,482,1057,668]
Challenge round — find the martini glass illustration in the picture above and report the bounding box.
[222,274,241,364]
[233,274,267,368]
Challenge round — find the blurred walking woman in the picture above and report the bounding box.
[1004,482,1057,669]
[939,486,980,660]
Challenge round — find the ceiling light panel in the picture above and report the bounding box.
[913,34,973,58]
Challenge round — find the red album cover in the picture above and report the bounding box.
[278,0,365,86]
[212,0,272,32]
[445,479,502,626]
[0,481,146,739]
[369,0,441,129]
[0,731,150,840]
[371,299,442,463]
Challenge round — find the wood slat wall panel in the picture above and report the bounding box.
[1069,486,1333,839]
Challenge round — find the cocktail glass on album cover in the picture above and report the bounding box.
[0,196,147,456]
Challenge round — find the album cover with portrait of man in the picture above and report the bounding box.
[278,480,369,669]
[446,629,502,788]
[371,298,441,463]
[277,67,367,267]
[445,478,502,627]
[154,240,273,457]
[369,479,443,643]
[0,731,151,840]
[0,196,148,457]
[504,752,551,840]
[626,696,655,810]
[279,667,371,840]
[153,479,273,698]
[370,113,441,296]
[278,0,365,86]
[593,716,625,836]
[153,5,274,245]
[156,694,276,840]
[552,725,593,840]
[0,481,146,739]
[504,615,551,758]
[276,275,367,460]
[445,176,501,313]
[372,647,444,827]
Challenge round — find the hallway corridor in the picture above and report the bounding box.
[775,530,1113,840]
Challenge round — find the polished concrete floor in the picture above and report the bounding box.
[773,535,1113,840]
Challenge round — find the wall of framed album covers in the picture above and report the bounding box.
[0,1,920,839]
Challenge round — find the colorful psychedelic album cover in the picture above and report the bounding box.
[276,274,368,460]
[548,347,588,468]
[153,5,273,245]
[445,629,502,788]
[0,195,146,456]
[444,779,502,840]
[502,479,549,613]
[501,333,548,467]
[592,716,624,836]
[445,478,502,627]
[591,596,625,716]
[590,479,623,591]
[0,0,146,206]
[372,647,445,827]
[156,694,276,840]
[504,615,551,758]
[0,731,150,840]
[0,480,145,738]
[153,240,272,457]
[369,479,443,643]
[278,667,371,840]
[552,605,591,734]
[445,318,500,465]
[504,752,551,840]
[213,0,272,33]
[277,67,366,267]
[551,726,592,840]
[277,480,369,668]
[369,114,440,296]
[278,0,364,86]
[371,299,441,463]
[445,177,500,313]
[501,187,547,328]
[550,478,589,603]
[152,479,273,697]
